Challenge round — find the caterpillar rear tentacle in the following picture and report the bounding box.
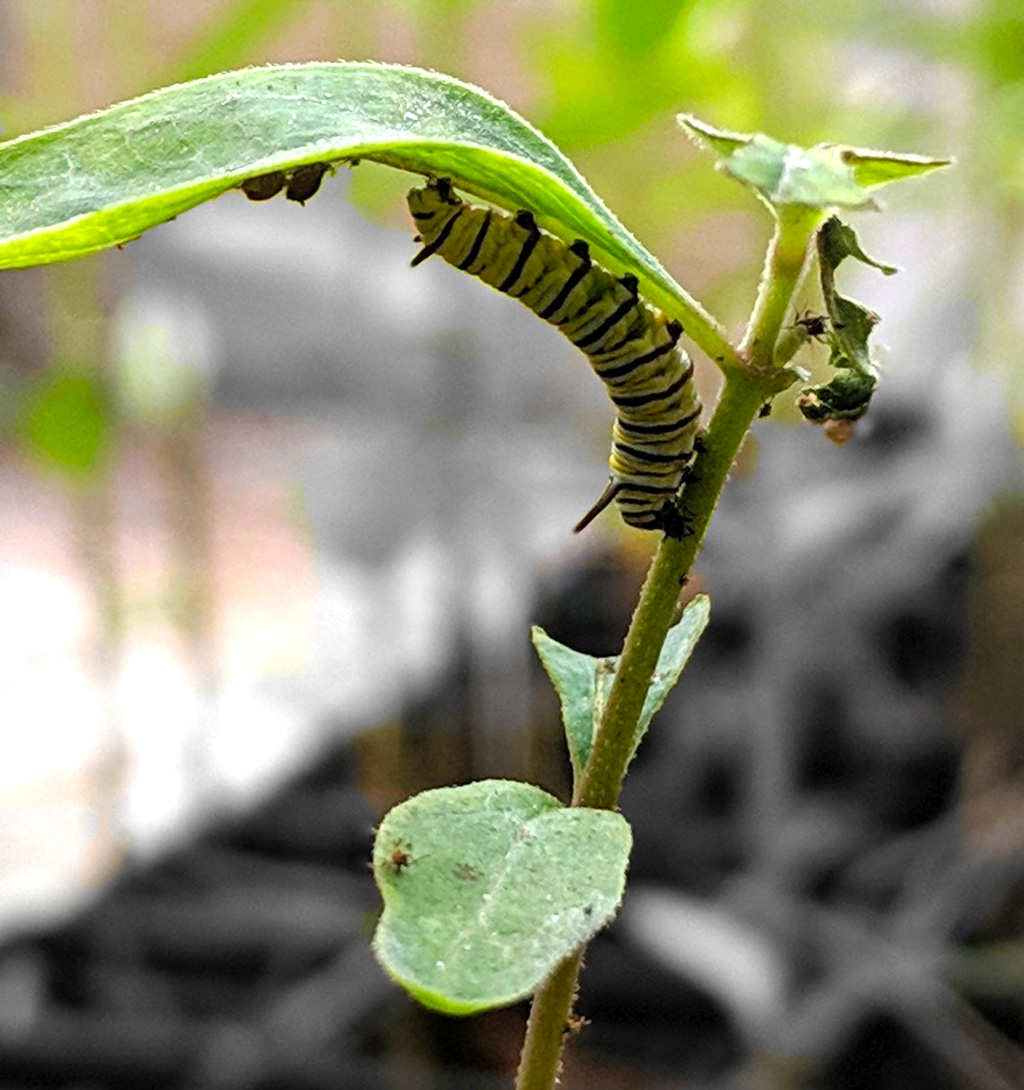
[572,479,623,535]
[407,178,702,533]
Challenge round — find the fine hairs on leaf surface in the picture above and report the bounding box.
[0,61,734,369]
[371,781,631,1015]
[0,61,952,1090]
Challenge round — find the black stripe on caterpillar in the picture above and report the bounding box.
[407,177,701,535]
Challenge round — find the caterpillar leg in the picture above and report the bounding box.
[653,498,693,540]
[573,479,622,534]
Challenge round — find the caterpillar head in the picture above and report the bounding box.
[407,177,461,229]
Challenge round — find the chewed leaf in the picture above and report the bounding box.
[796,367,878,430]
[0,61,724,353]
[532,594,710,777]
[799,217,892,436]
[679,115,950,213]
[372,780,631,1014]
[818,217,898,277]
[817,216,891,374]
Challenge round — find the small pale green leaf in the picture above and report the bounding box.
[639,595,711,736]
[840,147,953,190]
[0,61,718,346]
[532,594,710,777]
[723,139,874,211]
[531,628,616,778]
[679,116,949,212]
[372,780,631,1015]
[677,114,750,157]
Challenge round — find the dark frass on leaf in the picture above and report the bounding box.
[241,160,332,204]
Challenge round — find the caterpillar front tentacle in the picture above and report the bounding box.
[407,178,702,533]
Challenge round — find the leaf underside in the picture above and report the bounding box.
[0,61,697,324]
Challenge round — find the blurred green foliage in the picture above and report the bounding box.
[0,0,1020,429]
[21,366,113,476]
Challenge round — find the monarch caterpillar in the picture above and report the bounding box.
[407,178,701,535]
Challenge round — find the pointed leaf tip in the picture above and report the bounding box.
[677,114,749,156]
[840,147,953,189]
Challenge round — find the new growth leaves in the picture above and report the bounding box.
[677,114,950,439]
[678,115,950,214]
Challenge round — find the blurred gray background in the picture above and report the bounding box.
[0,2,1021,1088]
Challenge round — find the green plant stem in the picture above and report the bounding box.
[514,373,763,1090]
[514,208,820,1090]
[740,204,822,368]
[514,949,583,1090]
[573,372,765,810]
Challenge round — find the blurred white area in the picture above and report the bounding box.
[621,886,789,1043]
[0,170,612,933]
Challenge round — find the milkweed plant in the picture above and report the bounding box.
[0,62,949,1090]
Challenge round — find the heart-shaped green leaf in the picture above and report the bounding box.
[532,594,710,778]
[0,61,727,361]
[372,780,631,1015]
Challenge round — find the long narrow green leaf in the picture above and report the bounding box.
[0,61,729,360]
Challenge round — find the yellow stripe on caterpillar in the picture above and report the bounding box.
[407,178,701,535]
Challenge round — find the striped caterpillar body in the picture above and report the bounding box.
[407,178,701,535]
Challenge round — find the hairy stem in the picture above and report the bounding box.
[574,371,765,809]
[740,204,822,368]
[514,950,584,1090]
[514,375,763,1090]
[515,209,817,1090]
